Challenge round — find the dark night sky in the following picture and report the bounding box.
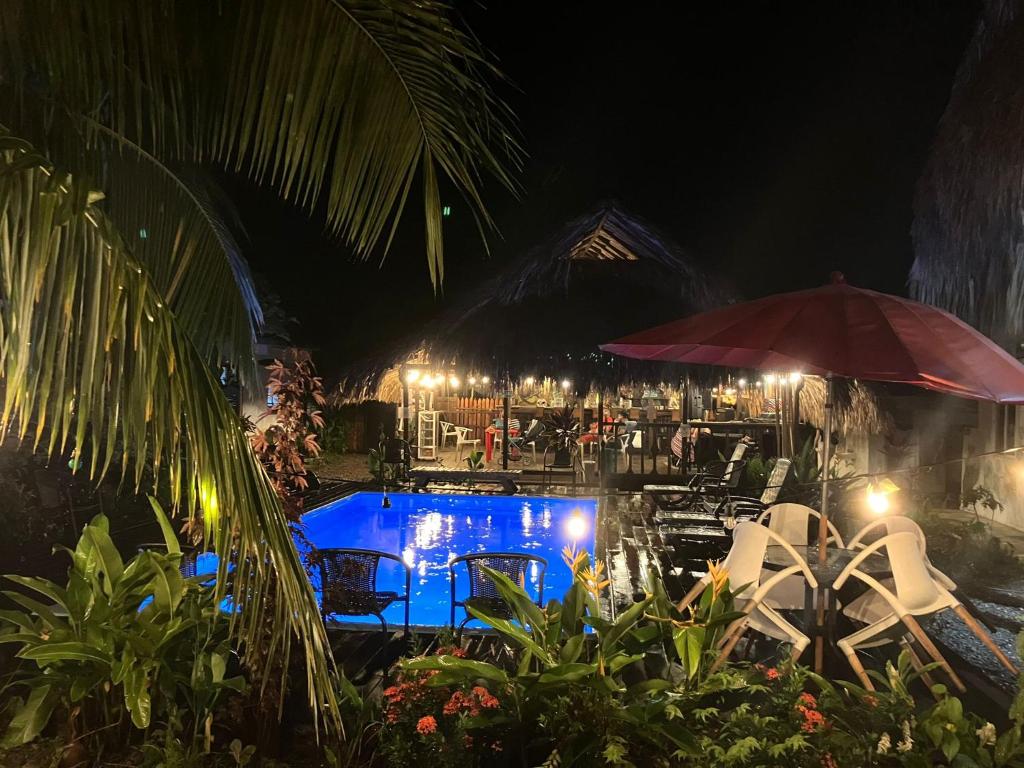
[231,1,980,378]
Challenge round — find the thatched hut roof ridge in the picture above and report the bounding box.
[339,202,736,397]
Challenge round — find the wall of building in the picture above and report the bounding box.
[974,401,1024,530]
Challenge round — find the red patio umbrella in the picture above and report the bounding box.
[601,273,1024,669]
[600,273,1024,404]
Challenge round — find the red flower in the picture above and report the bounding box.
[444,691,465,715]
[799,708,827,733]
[416,715,438,735]
[764,667,780,681]
[798,692,817,708]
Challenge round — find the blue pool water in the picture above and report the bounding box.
[300,492,597,628]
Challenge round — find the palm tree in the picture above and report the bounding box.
[910,0,1024,351]
[0,1,520,724]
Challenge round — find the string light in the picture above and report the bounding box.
[482,376,491,384]
[449,375,460,388]
[561,379,571,390]
[866,479,899,515]
[468,376,477,386]
[788,372,802,384]
[525,376,535,386]
[738,378,747,388]
[405,370,420,384]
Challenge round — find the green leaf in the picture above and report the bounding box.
[3,575,68,611]
[83,523,124,593]
[559,633,586,664]
[1,685,55,747]
[19,641,111,665]
[403,656,508,685]
[538,662,597,684]
[467,604,554,665]
[149,497,181,556]
[602,596,653,654]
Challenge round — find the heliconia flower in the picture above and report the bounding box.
[416,715,437,735]
[877,732,892,754]
[977,722,997,747]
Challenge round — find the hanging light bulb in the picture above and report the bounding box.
[469,376,477,386]
[738,378,747,388]
[764,374,776,385]
[561,379,571,390]
[482,376,491,384]
[866,479,899,515]
[525,376,535,386]
[405,370,420,384]
[788,372,802,384]
[449,375,460,388]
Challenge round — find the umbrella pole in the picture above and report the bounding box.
[814,373,834,672]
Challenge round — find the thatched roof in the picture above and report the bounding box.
[340,202,735,396]
[910,0,1024,349]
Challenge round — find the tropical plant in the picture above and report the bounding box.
[465,450,485,471]
[0,0,521,290]
[542,406,581,456]
[0,0,520,727]
[0,134,337,723]
[0,504,245,764]
[401,548,744,765]
[248,352,326,508]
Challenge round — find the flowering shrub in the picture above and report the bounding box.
[378,644,509,767]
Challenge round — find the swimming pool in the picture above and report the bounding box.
[301,492,597,628]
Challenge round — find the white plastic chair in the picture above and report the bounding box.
[439,421,459,448]
[454,426,481,460]
[834,532,1019,691]
[677,521,819,670]
[755,503,844,610]
[847,516,956,591]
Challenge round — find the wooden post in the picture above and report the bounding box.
[502,373,511,470]
[596,389,604,483]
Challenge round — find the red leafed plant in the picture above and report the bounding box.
[378,643,508,767]
[247,350,325,517]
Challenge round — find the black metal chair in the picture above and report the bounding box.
[542,442,580,494]
[316,548,411,637]
[449,552,547,632]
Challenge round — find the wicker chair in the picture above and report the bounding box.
[316,548,411,636]
[449,552,547,631]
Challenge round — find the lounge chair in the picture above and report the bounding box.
[644,441,749,512]
[449,552,547,632]
[723,458,792,516]
[316,548,411,637]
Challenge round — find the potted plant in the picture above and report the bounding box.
[544,405,580,466]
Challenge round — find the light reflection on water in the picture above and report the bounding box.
[300,492,597,627]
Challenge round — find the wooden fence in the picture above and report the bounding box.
[435,396,502,440]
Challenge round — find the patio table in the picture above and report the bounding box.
[485,425,519,463]
[762,544,891,651]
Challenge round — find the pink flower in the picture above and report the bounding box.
[416,715,437,735]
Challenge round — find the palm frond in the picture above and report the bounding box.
[0,130,337,726]
[0,102,261,380]
[0,0,523,286]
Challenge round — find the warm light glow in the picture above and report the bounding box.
[422,375,436,389]
[449,375,460,388]
[561,379,571,389]
[755,381,762,387]
[764,374,776,384]
[482,376,491,384]
[738,378,747,388]
[866,488,890,515]
[566,510,588,540]
[468,376,477,386]
[866,479,899,515]
[788,372,802,384]
[525,376,535,386]
[405,370,420,384]
[725,387,736,396]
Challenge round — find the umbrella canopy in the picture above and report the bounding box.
[601,273,1024,404]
